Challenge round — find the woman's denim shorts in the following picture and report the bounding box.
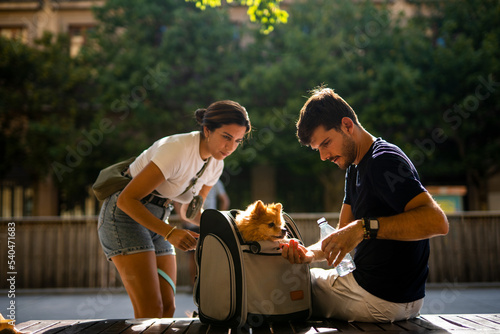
[98,191,175,261]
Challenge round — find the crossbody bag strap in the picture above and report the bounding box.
[179,157,211,197]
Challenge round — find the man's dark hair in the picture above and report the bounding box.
[296,87,360,146]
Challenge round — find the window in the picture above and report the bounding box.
[0,25,28,43]
[68,24,94,56]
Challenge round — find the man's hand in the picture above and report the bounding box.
[280,239,315,264]
[321,220,364,267]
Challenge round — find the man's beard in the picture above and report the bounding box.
[337,133,357,170]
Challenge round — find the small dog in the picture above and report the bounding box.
[235,200,288,242]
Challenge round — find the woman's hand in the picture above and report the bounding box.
[167,228,199,251]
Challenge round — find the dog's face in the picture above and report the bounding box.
[235,200,287,242]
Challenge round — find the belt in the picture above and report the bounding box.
[141,193,172,208]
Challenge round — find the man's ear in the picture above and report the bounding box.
[341,117,355,134]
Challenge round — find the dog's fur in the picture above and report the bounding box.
[235,200,287,242]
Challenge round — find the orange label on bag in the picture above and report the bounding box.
[290,290,304,301]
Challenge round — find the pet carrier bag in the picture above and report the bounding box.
[194,209,312,328]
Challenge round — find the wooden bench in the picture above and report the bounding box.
[15,314,500,333]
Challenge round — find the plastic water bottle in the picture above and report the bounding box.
[317,217,356,276]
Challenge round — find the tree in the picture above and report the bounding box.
[74,0,248,205]
[238,0,500,211]
[84,0,245,148]
[0,33,97,207]
[185,0,289,34]
[237,0,427,211]
[413,0,500,209]
[4,0,497,213]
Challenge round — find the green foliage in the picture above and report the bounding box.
[0,33,96,198]
[236,0,420,209]
[84,0,244,158]
[73,0,248,207]
[237,0,500,209]
[416,0,500,208]
[2,0,499,212]
[186,0,289,34]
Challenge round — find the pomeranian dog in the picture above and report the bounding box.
[235,200,288,242]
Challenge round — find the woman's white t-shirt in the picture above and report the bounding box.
[129,131,224,204]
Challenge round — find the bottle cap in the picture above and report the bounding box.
[317,217,327,225]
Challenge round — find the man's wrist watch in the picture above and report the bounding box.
[362,218,379,239]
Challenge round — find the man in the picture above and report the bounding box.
[281,87,449,322]
[203,180,230,211]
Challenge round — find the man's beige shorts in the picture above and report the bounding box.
[311,268,424,322]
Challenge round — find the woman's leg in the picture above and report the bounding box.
[112,251,163,318]
[156,254,177,317]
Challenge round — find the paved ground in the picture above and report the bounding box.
[2,283,500,324]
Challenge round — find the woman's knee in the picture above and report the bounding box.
[162,302,175,318]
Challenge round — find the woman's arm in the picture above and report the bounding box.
[117,161,198,251]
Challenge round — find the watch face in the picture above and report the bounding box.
[370,219,379,229]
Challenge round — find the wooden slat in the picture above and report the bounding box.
[444,315,499,330]
[461,314,500,329]
[119,319,157,334]
[16,320,48,333]
[17,320,79,333]
[406,317,445,331]
[56,223,66,287]
[18,320,58,333]
[142,319,176,333]
[419,315,470,331]
[17,315,500,334]
[290,321,323,334]
[376,322,410,332]
[47,320,104,334]
[92,319,132,333]
[164,319,194,334]
[308,320,344,333]
[184,320,215,334]
[476,314,500,326]
[323,318,356,332]
[45,224,57,287]
[65,320,121,334]
[348,322,383,332]
[87,220,98,288]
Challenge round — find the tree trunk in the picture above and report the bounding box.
[466,169,489,211]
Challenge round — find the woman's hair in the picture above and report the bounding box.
[296,87,360,146]
[195,100,252,138]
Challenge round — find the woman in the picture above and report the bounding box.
[97,100,251,318]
